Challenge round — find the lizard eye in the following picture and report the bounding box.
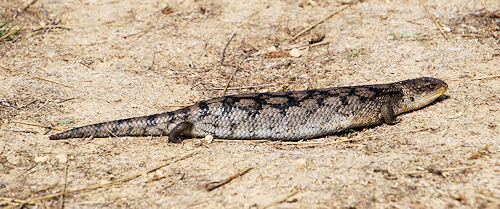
[409,97,415,102]
[427,84,436,89]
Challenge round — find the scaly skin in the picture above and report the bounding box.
[49,77,448,142]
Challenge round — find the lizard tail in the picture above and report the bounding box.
[49,113,169,140]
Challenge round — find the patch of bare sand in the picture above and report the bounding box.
[0,0,499,208]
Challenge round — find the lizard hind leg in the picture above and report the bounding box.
[168,122,193,143]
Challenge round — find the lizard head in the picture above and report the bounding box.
[397,77,448,112]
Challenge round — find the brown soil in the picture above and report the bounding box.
[1,0,499,208]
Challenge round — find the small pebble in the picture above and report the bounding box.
[34,156,49,163]
[289,48,304,57]
[204,135,214,143]
[56,154,68,163]
[266,46,277,53]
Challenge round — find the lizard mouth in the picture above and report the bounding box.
[425,82,448,106]
[435,84,448,97]
[437,81,448,96]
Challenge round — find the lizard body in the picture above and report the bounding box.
[49,77,447,143]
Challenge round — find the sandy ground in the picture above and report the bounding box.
[1,0,499,208]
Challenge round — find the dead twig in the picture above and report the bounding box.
[1,65,74,88]
[220,30,237,65]
[0,197,40,207]
[199,42,208,57]
[22,0,39,11]
[11,129,37,134]
[221,58,246,96]
[123,28,151,39]
[207,83,274,91]
[12,121,64,131]
[205,167,253,191]
[59,164,69,209]
[57,97,76,104]
[296,41,330,50]
[213,139,268,143]
[281,137,362,146]
[468,144,492,160]
[420,0,448,40]
[148,51,156,71]
[394,165,481,176]
[263,191,299,209]
[20,22,125,33]
[222,66,240,96]
[4,151,198,209]
[27,25,78,31]
[470,75,500,80]
[448,74,500,81]
[0,25,21,41]
[290,4,352,41]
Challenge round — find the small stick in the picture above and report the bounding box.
[263,191,299,209]
[105,127,118,137]
[12,121,64,131]
[394,165,480,176]
[4,151,198,209]
[468,144,492,160]
[213,139,268,143]
[123,28,150,39]
[199,42,208,57]
[220,30,237,65]
[149,51,156,71]
[57,97,76,104]
[296,41,330,50]
[222,66,239,96]
[221,58,246,96]
[420,0,448,40]
[2,65,74,88]
[290,4,351,41]
[27,25,77,31]
[448,74,500,81]
[161,173,185,189]
[205,167,253,191]
[22,0,39,11]
[11,129,37,134]
[0,26,21,41]
[0,141,4,155]
[282,137,363,146]
[59,164,69,209]
[0,197,39,206]
[207,83,274,90]
[470,75,500,80]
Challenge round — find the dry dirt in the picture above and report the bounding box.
[0,0,499,208]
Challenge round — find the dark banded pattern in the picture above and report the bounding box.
[49,77,447,142]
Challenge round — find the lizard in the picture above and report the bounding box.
[49,77,448,143]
